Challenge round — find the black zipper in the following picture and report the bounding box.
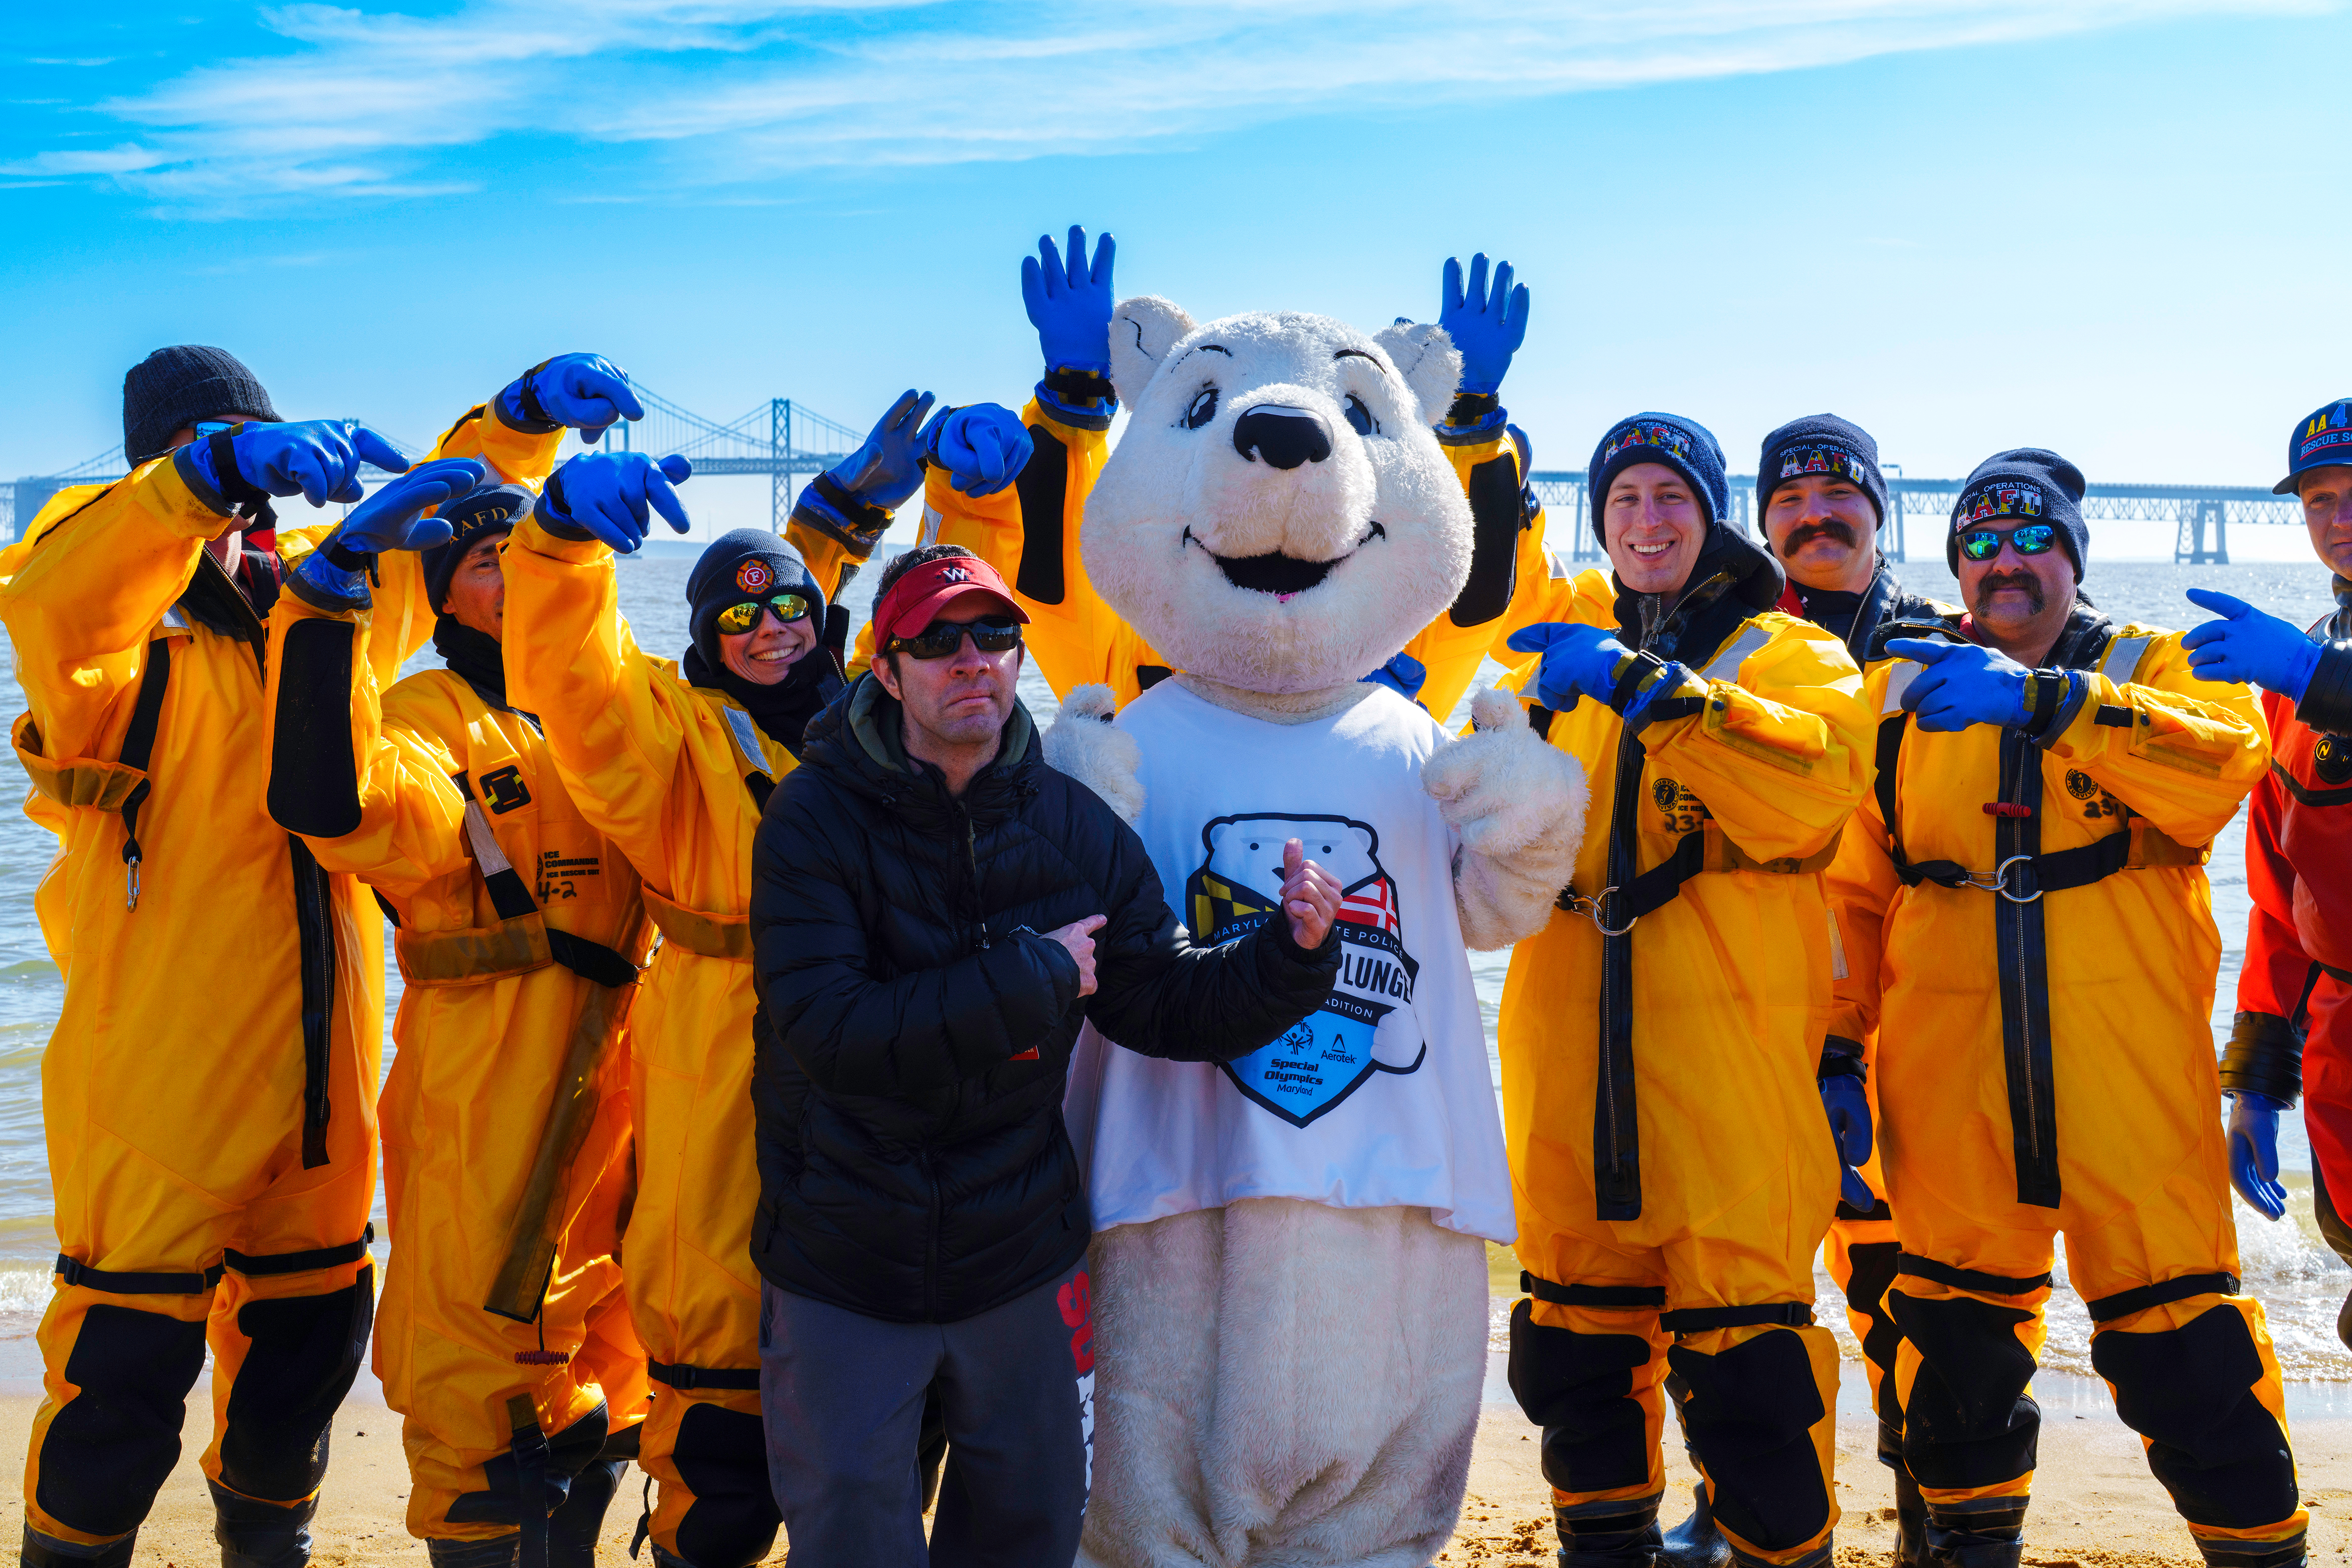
[921,1145,941,1322]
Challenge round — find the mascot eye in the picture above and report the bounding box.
[1343,393,1379,437]
[1183,387,1220,430]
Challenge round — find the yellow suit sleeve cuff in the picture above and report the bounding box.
[514,513,611,566]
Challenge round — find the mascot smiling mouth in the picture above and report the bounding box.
[1184,523,1388,602]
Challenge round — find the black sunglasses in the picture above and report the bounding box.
[886,617,1023,660]
[715,592,813,635]
[1956,524,2058,562]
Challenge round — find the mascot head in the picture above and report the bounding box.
[1081,298,1474,696]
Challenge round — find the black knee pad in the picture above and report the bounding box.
[1665,1328,1829,1552]
[1885,1288,2038,1492]
[1842,1242,1907,1419]
[1508,1298,1657,1494]
[551,1458,627,1567]
[670,1402,782,1568]
[2092,1305,2299,1530]
[218,1269,374,1504]
[35,1303,207,1536]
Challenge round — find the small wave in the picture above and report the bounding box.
[0,1267,52,1320]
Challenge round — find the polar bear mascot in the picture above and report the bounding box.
[1033,289,1590,1568]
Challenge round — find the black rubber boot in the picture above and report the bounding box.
[209,1481,316,1568]
[549,1458,626,1568]
[1658,1481,1733,1567]
[1556,1503,1665,1568]
[1893,1467,1927,1567]
[1922,1500,2025,1568]
[21,1528,135,1568]
[425,1536,520,1568]
[2195,1536,2308,1568]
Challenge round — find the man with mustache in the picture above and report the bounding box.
[1731,414,1955,1561]
[1828,451,2303,1567]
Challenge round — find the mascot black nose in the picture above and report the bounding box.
[1233,405,1333,470]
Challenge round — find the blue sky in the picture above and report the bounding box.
[3,0,2346,551]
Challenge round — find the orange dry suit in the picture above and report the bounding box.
[1827,603,2304,1559]
[262,531,654,1545]
[2228,581,2352,1280]
[1497,534,1868,1568]
[875,391,1557,719]
[0,401,540,1557]
[1782,560,1958,1496]
[503,514,837,1568]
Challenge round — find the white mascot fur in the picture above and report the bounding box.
[1043,297,1589,1568]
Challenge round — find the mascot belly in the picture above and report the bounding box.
[1054,296,1587,1568]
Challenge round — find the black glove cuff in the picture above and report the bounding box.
[794,472,891,556]
[2294,641,2352,737]
[505,361,563,435]
[1444,392,1501,427]
[532,471,596,542]
[207,428,272,515]
[1817,1035,1866,1081]
[320,536,374,573]
[2220,1010,2303,1104]
[1042,366,1113,405]
[1608,650,1667,716]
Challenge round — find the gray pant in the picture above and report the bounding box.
[759,1264,1094,1568]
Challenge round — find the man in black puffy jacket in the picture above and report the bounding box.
[749,545,1344,1568]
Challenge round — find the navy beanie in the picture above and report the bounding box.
[687,529,826,669]
[123,345,281,466]
[1587,413,1732,539]
[1948,449,2089,579]
[1756,414,1888,526]
[421,484,533,613]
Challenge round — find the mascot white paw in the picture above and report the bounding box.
[1044,683,1144,825]
[1421,687,1590,949]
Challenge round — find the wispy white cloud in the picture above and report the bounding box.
[27,0,2335,211]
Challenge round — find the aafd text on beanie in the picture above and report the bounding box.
[1948,448,2089,580]
[1756,414,1889,527]
[1586,413,1731,540]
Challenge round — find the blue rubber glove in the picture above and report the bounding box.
[1504,622,1632,713]
[1439,253,1529,397]
[1883,638,2032,731]
[500,353,644,443]
[827,390,938,511]
[2182,589,2322,701]
[198,420,410,508]
[1819,1077,1876,1211]
[2228,1091,2290,1221]
[1360,651,1428,704]
[1023,226,1117,376]
[290,458,490,606]
[537,452,692,554]
[923,405,1032,499]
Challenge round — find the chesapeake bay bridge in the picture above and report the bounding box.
[7,388,2303,565]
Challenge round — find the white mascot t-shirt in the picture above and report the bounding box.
[1065,681,1515,1243]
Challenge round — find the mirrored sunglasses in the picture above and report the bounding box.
[1956,523,2058,562]
[714,592,813,634]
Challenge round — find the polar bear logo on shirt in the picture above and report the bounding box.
[1187,812,1424,1127]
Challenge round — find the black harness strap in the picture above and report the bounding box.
[223,1225,374,1277]
[1520,1272,1667,1311]
[646,1359,760,1392]
[453,774,639,989]
[290,833,338,1169]
[1658,1303,1813,1336]
[2083,1272,2239,1324]
[118,637,172,910]
[55,1256,224,1295]
[1895,1251,2053,1297]
[508,1395,554,1568]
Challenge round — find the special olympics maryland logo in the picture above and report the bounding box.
[735,560,774,593]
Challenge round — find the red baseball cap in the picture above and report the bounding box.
[871,553,1029,642]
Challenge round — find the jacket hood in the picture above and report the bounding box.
[1613,522,1787,654]
[803,672,1040,818]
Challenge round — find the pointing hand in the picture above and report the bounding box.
[1883,637,2033,732]
[1280,839,1343,951]
[537,451,692,554]
[2182,588,2321,700]
[1045,914,1107,997]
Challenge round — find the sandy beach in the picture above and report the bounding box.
[0,1373,2337,1566]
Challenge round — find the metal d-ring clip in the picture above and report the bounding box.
[1991,853,2043,903]
[125,854,142,912]
[1564,886,1639,937]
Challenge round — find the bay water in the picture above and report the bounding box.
[0,554,2340,1381]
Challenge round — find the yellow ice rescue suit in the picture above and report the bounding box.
[262,514,653,1547]
[880,394,1557,719]
[1498,546,1869,1568]
[1829,605,2305,1559]
[0,401,537,1556]
[503,515,807,1568]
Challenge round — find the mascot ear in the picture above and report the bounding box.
[1110,295,1197,407]
[1372,321,1465,424]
